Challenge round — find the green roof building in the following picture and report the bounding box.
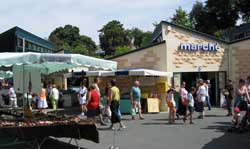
[0,26,55,53]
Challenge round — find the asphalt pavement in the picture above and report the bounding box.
[59,108,250,149]
[1,108,250,149]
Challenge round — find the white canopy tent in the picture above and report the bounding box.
[128,69,173,77]
[85,69,173,77]
[0,52,117,70]
[85,71,112,77]
[0,52,117,110]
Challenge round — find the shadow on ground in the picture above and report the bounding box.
[201,122,250,149]
[0,131,87,149]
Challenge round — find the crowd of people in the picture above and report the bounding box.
[75,78,147,130]
[223,77,250,128]
[1,76,249,130]
[0,80,61,114]
[166,79,212,124]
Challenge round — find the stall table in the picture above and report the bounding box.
[119,98,159,114]
[0,122,99,149]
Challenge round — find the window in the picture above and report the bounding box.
[17,38,23,47]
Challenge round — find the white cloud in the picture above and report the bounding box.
[0,0,199,43]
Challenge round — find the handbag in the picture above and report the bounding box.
[181,98,188,106]
[222,89,229,96]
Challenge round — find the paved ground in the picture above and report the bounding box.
[61,108,250,149]
[1,108,250,149]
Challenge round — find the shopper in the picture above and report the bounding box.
[50,84,59,110]
[234,79,249,111]
[38,84,48,113]
[246,76,250,96]
[31,93,39,109]
[108,79,126,130]
[78,81,88,118]
[196,79,206,119]
[166,88,176,124]
[8,83,17,108]
[86,84,100,120]
[130,80,144,120]
[92,78,106,125]
[205,80,212,110]
[104,82,112,121]
[186,87,195,124]
[177,82,188,123]
[223,80,234,116]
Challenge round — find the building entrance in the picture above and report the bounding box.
[174,71,226,106]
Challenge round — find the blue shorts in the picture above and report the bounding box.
[86,109,97,118]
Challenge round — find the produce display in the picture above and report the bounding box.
[0,114,94,128]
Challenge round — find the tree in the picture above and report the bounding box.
[127,28,152,48]
[190,0,239,35]
[236,0,250,23]
[171,7,193,28]
[49,25,97,55]
[114,46,132,55]
[98,20,130,55]
[205,0,239,31]
[190,1,207,32]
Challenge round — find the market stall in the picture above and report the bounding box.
[0,52,117,148]
[87,69,172,114]
[0,115,99,148]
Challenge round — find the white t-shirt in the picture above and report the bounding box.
[205,85,209,97]
[8,87,16,98]
[166,92,176,107]
[247,84,250,93]
[50,88,59,100]
[180,88,188,99]
[78,87,87,104]
[187,93,194,107]
[197,85,206,102]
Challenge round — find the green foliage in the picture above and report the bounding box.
[127,28,152,48]
[99,20,152,56]
[236,0,250,23]
[189,0,239,35]
[99,20,130,54]
[49,25,97,55]
[114,46,132,55]
[171,7,193,29]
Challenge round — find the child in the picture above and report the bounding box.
[166,88,176,124]
[31,93,39,109]
[186,87,196,124]
[232,107,241,128]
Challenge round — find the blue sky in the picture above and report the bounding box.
[0,0,203,43]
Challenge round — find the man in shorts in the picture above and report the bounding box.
[130,80,144,120]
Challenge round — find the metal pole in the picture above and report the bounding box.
[22,38,25,52]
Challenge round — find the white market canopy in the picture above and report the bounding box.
[85,70,112,77]
[129,69,173,77]
[0,52,117,72]
[85,69,173,77]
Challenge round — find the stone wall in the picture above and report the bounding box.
[230,40,250,84]
[162,24,229,73]
[112,43,167,71]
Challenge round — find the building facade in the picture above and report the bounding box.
[0,26,55,53]
[110,21,250,106]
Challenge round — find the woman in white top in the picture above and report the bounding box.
[8,83,17,108]
[196,79,206,119]
[78,81,88,117]
[166,88,176,124]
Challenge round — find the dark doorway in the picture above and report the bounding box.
[180,72,226,106]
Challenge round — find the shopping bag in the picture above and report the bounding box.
[105,106,111,117]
